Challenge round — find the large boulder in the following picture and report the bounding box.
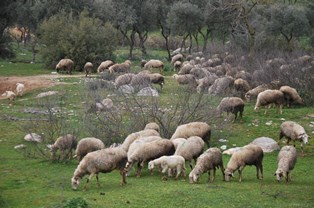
[250,137,279,153]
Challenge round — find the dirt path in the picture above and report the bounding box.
[0,74,85,100]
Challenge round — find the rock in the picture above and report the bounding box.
[24,133,43,143]
[14,144,26,149]
[250,137,279,153]
[36,91,58,98]
[220,145,227,150]
[137,87,159,97]
[223,147,242,155]
[118,85,134,94]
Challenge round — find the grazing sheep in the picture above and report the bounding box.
[148,155,186,180]
[74,137,105,161]
[144,59,164,74]
[170,122,211,148]
[234,78,250,98]
[146,73,165,89]
[224,144,264,182]
[71,147,127,191]
[208,76,234,96]
[115,73,135,88]
[254,89,285,114]
[24,133,43,143]
[130,73,151,92]
[274,145,297,183]
[190,67,212,79]
[171,138,186,150]
[125,138,175,177]
[173,61,182,72]
[97,60,115,73]
[16,83,25,96]
[56,58,74,74]
[189,148,224,183]
[50,134,77,160]
[84,62,93,77]
[279,121,309,153]
[109,60,131,73]
[144,122,160,133]
[172,74,197,87]
[174,136,205,169]
[1,91,16,103]
[279,86,304,107]
[171,54,184,66]
[196,74,218,93]
[245,85,269,101]
[178,63,193,75]
[217,97,245,121]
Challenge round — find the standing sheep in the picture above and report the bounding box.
[274,145,297,183]
[146,73,165,89]
[234,78,250,99]
[170,122,211,148]
[224,144,264,182]
[50,134,77,160]
[16,83,25,96]
[279,86,304,107]
[279,121,309,153]
[217,97,245,121]
[74,137,105,161]
[109,60,131,73]
[56,58,74,74]
[144,59,164,74]
[254,89,285,114]
[208,76,234,96]
[97,60,114,73]
[114,73,135,88]
[84,62,93,77]
[189,148,224,183]
[71,147,127,191]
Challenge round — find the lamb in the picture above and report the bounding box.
[170,122,211,147]
[144,122,160,133]
[97,60,114,73]
[148,155,186,180]
[84,62,93,77]
[50,134,77,160]
[189,148,224,183]
[172,74,197,87]
[74,137,105,161]
[124,138,175,177]
[109,60,131,73]
[16,83,25,96]
[279,86,304,107]
[144,59,164,74]
[217,97,245,121]
[279,121,309,153]
[71,147,127,191]
[174,136,205,169]
[56,58,74,74]
[274,145,297,183]
[224,144,264,182]
[254,89,285,114]
[115,73,135,88]
[1,91,16,103]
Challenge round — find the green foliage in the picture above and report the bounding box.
[38,10,119,70]
[63,197,88,208]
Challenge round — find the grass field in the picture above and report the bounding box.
[0,46,314,208]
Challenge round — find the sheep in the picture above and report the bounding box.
[114,73,135,88]
[245,85,269,101]
[56,58,74,74]
[170,122,211,148]
[50,134,77,160]
[171,54,184,66]
[24,133,43,143]
[144,122,160,133]
[84,62,93,77]
[173,61,182,72]
[144,59,164,74]
[189,148,224,183]
[208,76,234,96]
[172,74,197,87]
[174,136,205,169]
[196,74,218,93]
[190,67,212,79]
[109,60,131,73]
[124,138,175,177]
[148,155,186,180]
[279,86,304,107]
[16,83,25,96]
[74,137,105,161]
[254,89,285,114]
[224,144,264,182]
[279,121,309,153]
[120,129,160,152]
[130,73,151,92]
[145,73,165,89]
[171,138,186,150]
[217,97,245,121]
[71,147,127,191]
[1,91,16,103]
[234,78,250,98]
[274,145,297,183]
[178,63,193,75]
[97,60,114,73]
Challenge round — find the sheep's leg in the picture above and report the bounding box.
[238,166,245,182]
[260,164,263,179]
[161,166,168,180]
[175,167,181,180]
[120,169,127,185]
[83,173,95,191]
[96,174,100,188]
[220,164,225,181]
[189,161,193,170]
[212,167,216,182]
[136,161,144,178]
[279,104,283,114]
[207,170,211,182]
[181,167,186,180]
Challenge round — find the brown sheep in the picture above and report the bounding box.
[254,89,285,114]
[56,58,74,74]
[279,86,304,107]
[84,62,93,77]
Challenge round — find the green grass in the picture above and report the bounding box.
[1,48,314,207]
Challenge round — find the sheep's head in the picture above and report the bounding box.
[189,168,201,184]
[274,169,285,182]
[298,133,309,144]
[71,177,81,190]
[148,161,154,170]
[224,169,234,182]
[254,106,259,112]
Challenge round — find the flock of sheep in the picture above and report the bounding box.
[1,82,25,104]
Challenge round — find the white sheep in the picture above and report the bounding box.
[279,121,309,153]
[170,122,211,147]
[16,83,25,96]
[144,122,160,133]
[97,60,114,73]
[146,73,165,89]
[144,59,164,74]
[189,148,224,183]
[171,138,186,150]
[254,89,285,114]
[71,147,127,191]
[84,62,93,77]
[224,144,264,182]
[279,86,304,107]
[178,63,193,75]
[172,74,197,87]
[109,60,131,73]
[148,155,186,180]
[245,85,269,101]
[50,134,77,160]
[1,91,16,103]
[125,138,175,177]
[174,136,205,169]
[274,145,297,183]
[56,58,74,74]
[74,137,105,161]
[217,97,245,121]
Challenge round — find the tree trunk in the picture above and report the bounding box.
[160,23,171,61]
[188,34,192,54]
[199,28,210,52]
[138,31,148,56]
